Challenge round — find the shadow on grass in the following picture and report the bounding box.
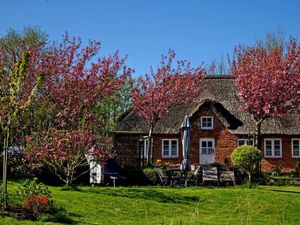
[39,205,79,224]
[82,188,203,204]
[267,189,300,194]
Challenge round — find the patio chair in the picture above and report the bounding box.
[219,170,236,186]
[168,169,184,187]
[155,167,168,186]
[202,167,219,185]
[103,159,127,187]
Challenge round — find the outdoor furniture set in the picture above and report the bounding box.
[155,166,235,187]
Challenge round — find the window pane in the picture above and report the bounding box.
[163,140,169,156]
[293,140,299,149]
[202,142,207,147]
[238,140,245,146]
[208,148,214,154]
[202,147,207,154]
[266,150,272,156]
[171,140,177,147]
[207,141,212,148]
[266,140,272,149]
[294,149,300,156]
[274,140,280,148]
[163,149,169,156]
[293,140,300,156]
[274,140,281,156]
[248,140,254,146]
[171,141,177,156]
[207,119,212,127]
[171,148,177,156]
[274,149,281,156]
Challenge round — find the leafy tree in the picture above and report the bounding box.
[0,52,44,209]
[208,54,231,75]
[131,49,206,164]
[25,34,131,186]
[0,27,51,209]
[97,78,133,136]
[231,145,262,183]
[0,26,47,72]
[232,39,300,149]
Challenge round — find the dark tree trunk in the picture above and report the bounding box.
[2,128,9,210]
[147,126,153,165]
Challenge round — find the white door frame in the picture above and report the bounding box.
[199,138,215,164]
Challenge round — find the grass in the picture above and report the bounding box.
[1,181,300,224]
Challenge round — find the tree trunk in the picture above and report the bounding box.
[254,119,264,174]
[147,125,154,165]
[2,128,9,210]
[248,172,252,186]
[254,120,263,150]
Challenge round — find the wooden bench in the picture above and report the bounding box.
[220,170,236,185]
[202,167,219,185]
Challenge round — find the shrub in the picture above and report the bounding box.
[143,167,158,185]
[231,145,262,183]
[22,195,51,213]
[271,166,282,177]
[294,163,300,177]
[16,178,52,213]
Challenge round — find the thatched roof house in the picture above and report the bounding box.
[115,75,300,172]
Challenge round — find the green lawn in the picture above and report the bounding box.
[1,181,300,225]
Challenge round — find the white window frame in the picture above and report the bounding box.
[200,116,213,130]
[162,139,178,158]
[238,138,254,146]
[291,138,300,158]
[264,138,282,158]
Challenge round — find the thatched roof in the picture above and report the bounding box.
[116,75,300,135]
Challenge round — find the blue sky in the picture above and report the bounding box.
[1,0,300,76]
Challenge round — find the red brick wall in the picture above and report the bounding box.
[260,134,300,172]
[151,105,300,172]
[152,104,238,167]
[115,106,300,172]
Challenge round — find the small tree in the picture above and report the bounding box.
[26,130,113,186]
[231,145,262,183]
[25,34,131,185]
[0,52,44,209]
[232,38,300,149]
[131,49,206,164]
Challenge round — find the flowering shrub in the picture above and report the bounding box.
[22,195,51,213]
[17,178,52,213]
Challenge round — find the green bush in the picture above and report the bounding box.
[231,145,262,183]
[271,166,282,177]
[143,167,158,185]
[16,178,52,213]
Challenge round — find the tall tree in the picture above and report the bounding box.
[97,79,133,136]
[0,26,48,72]
[0,52,44,209]
[25,34,131,185]
[0,26,48,209]
[131,50,206,164]
[232,39,300,149]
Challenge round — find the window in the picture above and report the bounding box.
[162,139,178,158]
[238,138,254,146]
[201,116,213,129]
[264,139,282,158]
[292,139,300,158]
[200,140,214,154]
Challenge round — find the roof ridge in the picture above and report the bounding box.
[205,74,234,79]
